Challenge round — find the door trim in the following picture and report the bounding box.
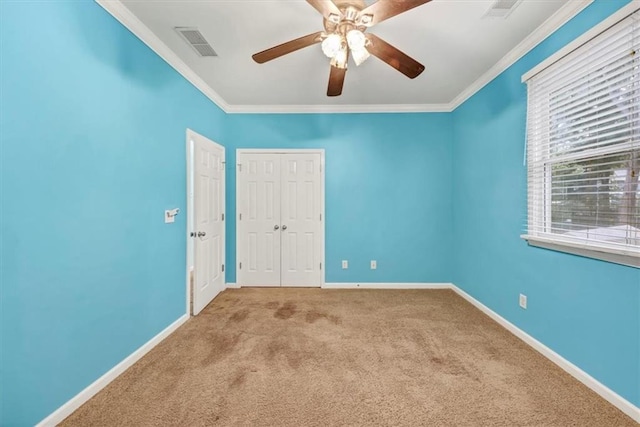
[235,149,325,287]
[186,129,226,315]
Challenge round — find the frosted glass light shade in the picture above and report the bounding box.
[331,46,348,68]
[321,34,343,58]
[351,47,370,66]
[346,30,366,50]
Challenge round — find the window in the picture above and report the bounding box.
[524,9,640,267]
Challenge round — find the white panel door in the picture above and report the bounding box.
[237,151,324,287]
[237,153,281,286]
[280,153,323,287]
[193,134,225,314]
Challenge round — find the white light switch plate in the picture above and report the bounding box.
[165,210,175,223]
[370,260,377,270]
[342,260,348,269]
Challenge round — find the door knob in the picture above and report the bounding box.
[197,231,206,237]
[282,225,287,230]
[274,225,280,230]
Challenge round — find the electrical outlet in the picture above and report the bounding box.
[342,260,348,269]
[370,260,377,270]
[519,294,527,309]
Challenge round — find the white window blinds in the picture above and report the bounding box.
[525,9,640,257]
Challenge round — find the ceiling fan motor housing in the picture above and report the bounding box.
[323,1,371,34]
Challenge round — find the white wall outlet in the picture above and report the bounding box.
[342,260,348,269]
[519,293,527,309]
[370,260,377,270]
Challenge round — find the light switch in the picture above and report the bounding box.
[165,208,179,224]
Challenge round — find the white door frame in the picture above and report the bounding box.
[186,129,226,315]
[236,149,325,287]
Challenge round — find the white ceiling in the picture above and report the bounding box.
[115,0,581,111]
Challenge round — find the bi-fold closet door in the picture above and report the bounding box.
[237,151,324,287]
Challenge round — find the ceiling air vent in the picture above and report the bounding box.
[484,0,523,18]
[175,27,218,57]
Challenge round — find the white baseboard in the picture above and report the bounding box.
[36,314,189,426]
[451,286,640,423]
[322,282,454,289]
[225,282,240,289]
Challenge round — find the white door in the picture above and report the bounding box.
[280,153,323,287]
[192,132,225,314]
[237,151,324,287]
[237,154,281,287]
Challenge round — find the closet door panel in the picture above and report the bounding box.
[237,153,281,286]
[280,154,323,287]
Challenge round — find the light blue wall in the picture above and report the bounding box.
[2,0,638,425]
[452,0,640,407]
[0,2,226,425]
[0,3,453,425]
[221,113,454,284]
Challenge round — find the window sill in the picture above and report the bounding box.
[521,235,640,268]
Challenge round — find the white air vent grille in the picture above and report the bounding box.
[175,27,218,57]
[192,44,217,57]
[484,0,522,18]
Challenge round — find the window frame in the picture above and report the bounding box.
[521,5,640,269]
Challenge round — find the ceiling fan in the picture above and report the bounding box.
[252,0,431,97]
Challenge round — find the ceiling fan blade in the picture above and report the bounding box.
[252,31,324,64]
[366,33,425,79]
[327,65,347,97]
[360,0,431,26]
[306,0,341,19]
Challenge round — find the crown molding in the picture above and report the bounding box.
[225,103,453,114]
[522,0,640,82]
[97,0,592,114]
[448,0,593,110]
[96,0,452,114]
[95,0,232,112]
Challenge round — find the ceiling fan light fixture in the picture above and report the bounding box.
[346,29,366,50]
[351,47,370,66]
[321,34,343,58]
[330,46,349,69]
[252,0,432,97]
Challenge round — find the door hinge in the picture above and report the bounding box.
[221,213,225,221]
[320,262,322,270]
[237,164,242,172]
[239,262,242,270]
[190,232,196,237]
[239,213,242,221]
[320,213,322,221]
[221,161,226,171]
[222,264,225,272]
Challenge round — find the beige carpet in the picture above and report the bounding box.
[62,289,635,426]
